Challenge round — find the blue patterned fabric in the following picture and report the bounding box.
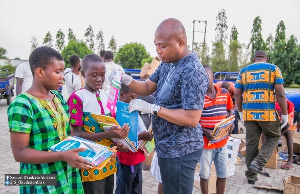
[149,53,208,158]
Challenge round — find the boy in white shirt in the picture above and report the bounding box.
[15,61,33,95]
[64,55,82,96]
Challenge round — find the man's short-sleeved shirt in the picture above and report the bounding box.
[149,53,208,158]
[235,63,284,121]
[15,62,33,93]
[200,85,234,149]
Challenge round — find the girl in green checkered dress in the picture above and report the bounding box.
[7,46,93,194]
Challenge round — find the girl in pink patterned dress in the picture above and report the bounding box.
[67,54,129,194]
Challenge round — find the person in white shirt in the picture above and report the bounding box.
[15,61,33,95]
[102,51,125,93]
[64,55,82,96]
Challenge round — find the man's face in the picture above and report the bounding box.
[154,32,181,63]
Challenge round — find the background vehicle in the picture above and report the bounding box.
[0,69,14,105]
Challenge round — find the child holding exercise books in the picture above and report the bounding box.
[7,46,92,193]
[115,83,153,194]
[67,54,129,194]
[199,65,234,193]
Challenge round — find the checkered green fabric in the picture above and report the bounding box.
[7,91,83,194]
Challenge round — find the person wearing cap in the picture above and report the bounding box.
[235,50,288,184]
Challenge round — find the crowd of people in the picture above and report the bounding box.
[7,18,300,194]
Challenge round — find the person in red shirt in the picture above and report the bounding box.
[199,66,234,194]
[275,100,294,170]
[115,83,153,194]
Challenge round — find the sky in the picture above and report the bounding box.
[0,0,300,60]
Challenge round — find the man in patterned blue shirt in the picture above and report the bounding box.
[122,18,208,194]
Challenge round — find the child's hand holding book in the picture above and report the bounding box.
[115,142,129,152]
[138,131,153,141]
[62,148,94,170]
[203,128,215,141]
[107,124,130,139]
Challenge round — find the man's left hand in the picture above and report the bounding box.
[128,99,154,114]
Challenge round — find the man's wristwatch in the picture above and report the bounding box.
[152,105,161,116]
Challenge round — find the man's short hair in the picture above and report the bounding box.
[104,51,114,60]
[29,46,63,76]
[100,50,106,58]
[69,55,80,67]
[81,54,104,72]
[254,50,267,58]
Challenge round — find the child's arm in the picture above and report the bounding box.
[138,131,153,141]
[71,124,130,142]
[11,132,93,170]
[202,128,215,141]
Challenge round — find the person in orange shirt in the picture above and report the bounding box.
[199,65,234,194]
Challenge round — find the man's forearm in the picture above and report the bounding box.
[157,107,202,127]
[128,79,156,96]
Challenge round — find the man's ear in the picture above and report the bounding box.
[35,67,44,78]
[178,39,185,48]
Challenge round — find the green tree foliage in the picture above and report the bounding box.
[211,41,227,72]
[115,42,150,69]
[211,9,228,72]
[249,16,266,58]
[200,43,210,65]
[228,26,241,72]
[285,35,300,85]
[141,56,154,67]
[55,29,65,52]
[239,43,252,69]
[271,21,287,73]
[43,31,53,47]
[108,36,117,54]
[275,21,286,43]
[0,65,16,75]
[68,28,76,42]
[61,40,93,68]
[84,25,95,51]
[0,46,8,59]
[215,9,228,43]
[266,34,274,58]
[30,36,39,52]
[193,42,210,65]
[96,30,105,55]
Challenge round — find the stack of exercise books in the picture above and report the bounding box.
[50,136,116,169]
[208,115,235,146]
[90,113,138,153]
